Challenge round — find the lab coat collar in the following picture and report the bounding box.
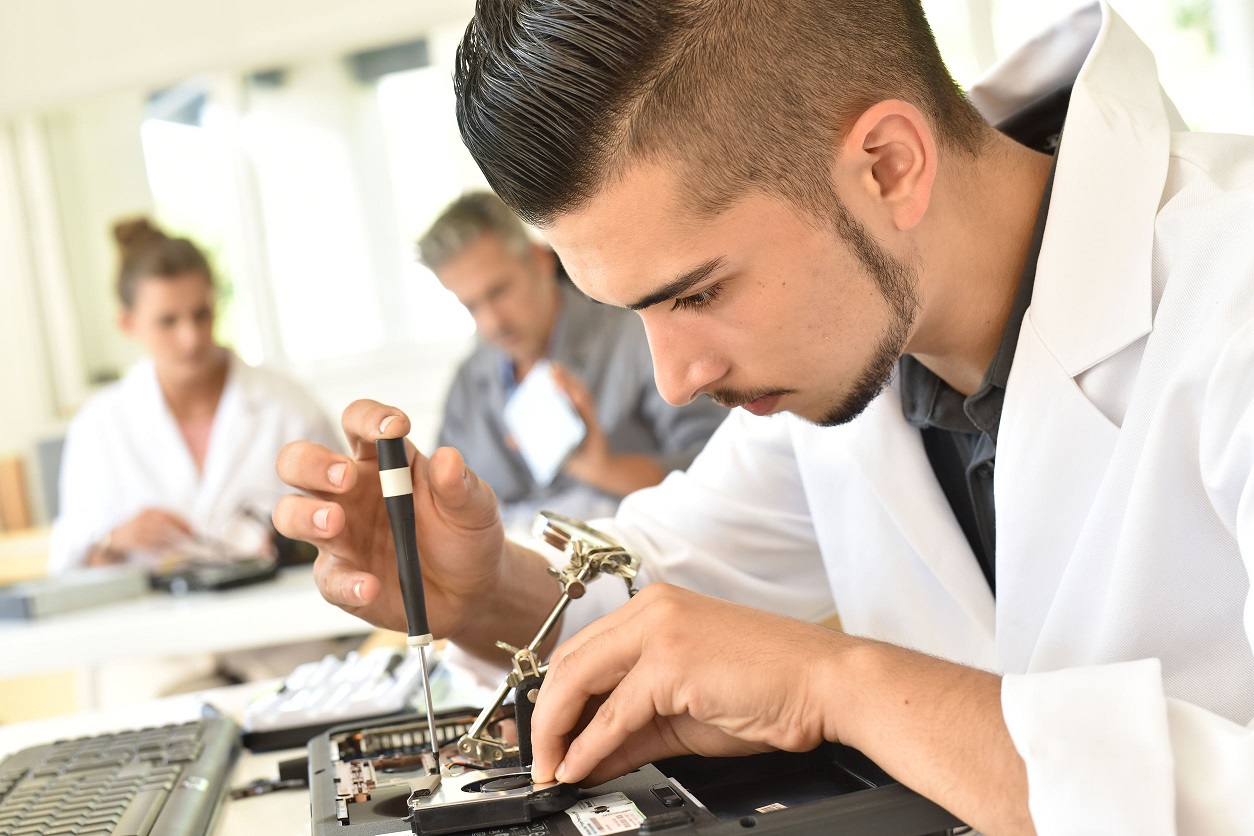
[122,356,201,489]
[851,3,1182,660]
[977,3,1188,669]
[973,1,1179,376]
[198,352,269,517]
[220,349,271,415]
[123,350,259,500]
[847,384,998,640]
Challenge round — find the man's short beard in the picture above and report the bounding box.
[812,199,919,428]
[814,318,909,426]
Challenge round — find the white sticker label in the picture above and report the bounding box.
[755,802,788,813]
[565,791,646,835]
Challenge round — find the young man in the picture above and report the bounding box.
[276,1,1254,832]
[419,191,727,529]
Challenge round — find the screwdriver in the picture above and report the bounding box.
[377,437,440,775]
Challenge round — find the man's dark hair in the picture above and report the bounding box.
[455,0,989,228]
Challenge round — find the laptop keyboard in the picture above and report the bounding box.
[0,712,239,836]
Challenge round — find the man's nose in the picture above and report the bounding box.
[474,304,503,338]
[176,320,203,350]
[641,316,723,407]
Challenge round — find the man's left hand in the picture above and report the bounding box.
[549,362,610,478]
[530,584,1036,836]
[530,583,858,786]
[550,362,668,495]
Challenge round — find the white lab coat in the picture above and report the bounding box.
[555,4,1254,833]
[49,351,341,573]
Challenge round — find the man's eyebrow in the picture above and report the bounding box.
[625,257,727,311]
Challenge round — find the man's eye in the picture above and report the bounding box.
[671,282,724,312]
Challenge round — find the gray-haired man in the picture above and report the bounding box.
[419,191,728,528]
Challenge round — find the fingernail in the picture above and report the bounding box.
[379,415,396,435]
[313,507,330,530]
[554,761,567,783]
[352,580,365,603]
[327,462,346,487]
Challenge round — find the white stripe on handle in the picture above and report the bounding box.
[379,467,413,497]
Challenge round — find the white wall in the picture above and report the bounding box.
[0,0,475,118]
[0,127,58,443]
[0,0,480,524]
[4,0,1254,523]
[44,90,155,383]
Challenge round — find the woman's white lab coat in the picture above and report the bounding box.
[561,4,1254,832]
[49,351,340,573]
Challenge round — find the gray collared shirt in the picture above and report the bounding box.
[438,280,729,527]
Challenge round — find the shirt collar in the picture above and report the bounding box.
[899,141,1060,439]
[497,283,568,393]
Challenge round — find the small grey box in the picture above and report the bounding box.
[0,566,148,619]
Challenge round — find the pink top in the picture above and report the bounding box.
[179,418,214,472]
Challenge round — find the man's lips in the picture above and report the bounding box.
[740,394,782,416]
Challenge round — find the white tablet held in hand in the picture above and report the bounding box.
[503,360,587,487]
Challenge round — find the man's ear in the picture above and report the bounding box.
[117,307,134,337]
[838,100,937,231]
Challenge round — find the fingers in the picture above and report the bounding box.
[313,552,382,610]
[340,399,412,458]
[550,363,598,428]
[156,511,194,536]
[536,665,659,785]
[575,713,691,788]
[531,622,644,782]
[276,440,357,497]
[121,509,194,551]
[272,494,346,543]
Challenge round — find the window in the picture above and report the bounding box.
[140,111,249,358]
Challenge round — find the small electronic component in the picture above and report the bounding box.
[229,777,307,799]
[409,772,442,798]
[334,759,378,804]
[455,512,641,766]
[326,708,511,825]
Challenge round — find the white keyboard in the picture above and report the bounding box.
[241,646,436,751]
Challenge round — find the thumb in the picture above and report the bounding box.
[427,447,499,527]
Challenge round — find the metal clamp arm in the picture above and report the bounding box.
[456,511,640,764]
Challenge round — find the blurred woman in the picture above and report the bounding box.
[49,218,340,572]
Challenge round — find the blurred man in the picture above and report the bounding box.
[419,192,727,528]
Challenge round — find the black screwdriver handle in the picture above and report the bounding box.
[377,437,431,645]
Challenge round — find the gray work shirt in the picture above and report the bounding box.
[437,280,729,528]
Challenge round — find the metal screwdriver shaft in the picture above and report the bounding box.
[377,437,440,775]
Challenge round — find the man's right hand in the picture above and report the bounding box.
[273,399,509,638]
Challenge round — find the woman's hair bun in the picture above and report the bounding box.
[112,217,166,258]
